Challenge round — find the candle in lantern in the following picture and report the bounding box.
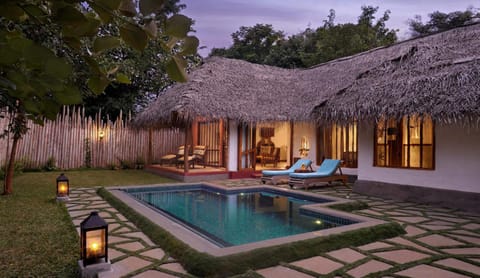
[88,241,101,257]
[58,183,67,194]
[85,228,106,259]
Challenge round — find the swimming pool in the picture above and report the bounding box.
[110,183,384,256]
[125,185,357,247]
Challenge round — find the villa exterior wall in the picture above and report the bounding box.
[228,121,239,171]
[357,123,480,194]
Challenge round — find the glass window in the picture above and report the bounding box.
[374,116,434,169]
[317,122,358,168]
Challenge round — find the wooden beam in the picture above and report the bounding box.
[184,125,189,173]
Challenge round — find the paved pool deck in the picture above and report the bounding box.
[67,179,480,277]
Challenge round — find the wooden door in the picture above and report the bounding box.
[238,124,256,171]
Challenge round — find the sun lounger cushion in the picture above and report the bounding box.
[262,158,312,176]
[289,159,340,179]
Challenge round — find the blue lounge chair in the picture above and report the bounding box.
[261,159,312,185]
[288,159,347,189]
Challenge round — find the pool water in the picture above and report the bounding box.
[127,186,356,247]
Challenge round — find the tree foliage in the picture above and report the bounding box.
[210,24,285,65]
[210,6,397,68]
[0,0,198,194]
[408,7,479,37]
[81,1,202,119]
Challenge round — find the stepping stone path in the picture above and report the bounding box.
[67,182,480,278]
[67,188,190,278]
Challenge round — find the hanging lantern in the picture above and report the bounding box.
[56,173,69,200]
[80,211,108,266]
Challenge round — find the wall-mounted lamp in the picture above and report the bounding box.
[299,136,309,157]
[98,130,105,140]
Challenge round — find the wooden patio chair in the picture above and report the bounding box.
[177,145,208,168]
[160,145,186,165]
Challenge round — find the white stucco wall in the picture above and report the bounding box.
[228,121,238,171]
[358,123,480,193]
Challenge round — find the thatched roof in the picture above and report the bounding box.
[312,23,480,125]
[134,58,302,127]
[135,23,480,128]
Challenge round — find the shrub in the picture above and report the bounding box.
[106,163,118,170]
[117,158,134,169]
[135,156,145,169]
[84,138,92,168]
[43,156,57,171]
[0,160,25,179]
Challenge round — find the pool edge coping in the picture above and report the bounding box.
[106,182,386,257]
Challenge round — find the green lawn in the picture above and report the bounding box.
[0,169,174,277]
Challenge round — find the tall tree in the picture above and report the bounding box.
[408,8,479,37]
[210,24,285,64]
[306,6,396,66]
[0,0,198,194]
[210,6,397,68]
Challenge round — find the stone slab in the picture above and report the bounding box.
[434,258,480,276]
[392,216,429,224]
[430,216,470,224]
[441,247,480,255]
[447,234,480,245]
[449,229,480,237]
[419,224,454,231]
[358,242,392,251]
[140,249,166,260]
[108,248,125,260]
[291,256,343,275]
[404,225,427,237]
[346,260,391,278]
[160,263,187,274]
[99,257,151,278]
[108,236,131,244]
[121,232,155,246]
[257,266,315,278]
[417,234,463,247]
[327,248,366,264]
[132,270,178,278]
[396,264,470,278]
[426,220,456,226]
[373,249,430,264]
[386,237,438,254]
[115,242,146,252]
[359,209,383,216]
[462,223,480,230]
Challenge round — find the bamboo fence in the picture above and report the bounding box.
[0,107,184,169]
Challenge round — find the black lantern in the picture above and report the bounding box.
[56,173,69,198]
[80,211,108,266]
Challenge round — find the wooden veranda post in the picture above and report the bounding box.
[289,121,294,166]
[184,125,189,172]
[147,128,153,165]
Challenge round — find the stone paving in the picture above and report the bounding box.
[67,181,480,277]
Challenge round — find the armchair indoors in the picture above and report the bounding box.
[261,147,280,167]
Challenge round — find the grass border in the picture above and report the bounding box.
[98,187,405,277]
[328,200,369,212]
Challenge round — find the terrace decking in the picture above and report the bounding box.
[67,181,480,278]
